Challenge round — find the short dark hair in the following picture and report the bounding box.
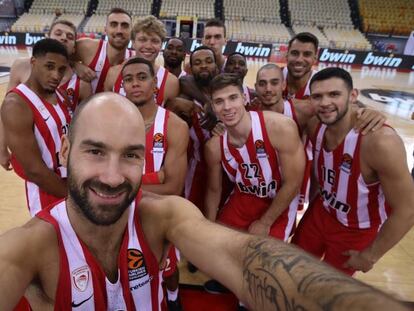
[288,32,319,52]
[205,18,226,37]
[48,19,77,38]
[226,52,246,62]
[121,57,155,77]
[166,37,186,47]
[190,45,217,67]
[211,73,243,95]
[32,38,69,60]
[256,63,282,81]
[107,7,132,20]
[310,67,353,91]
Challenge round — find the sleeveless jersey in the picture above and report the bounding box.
[59,73,80,114]
[282,67,316,100]
[10,84,71,216]
[113,66,169,107]
[313,124,391,229]
[89,39,134,94]
[36,195,164,310]
[220,111,282,199]
[144,107,169,174]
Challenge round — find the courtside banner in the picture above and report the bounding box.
[0,32,272,59]
[318,48,414,70]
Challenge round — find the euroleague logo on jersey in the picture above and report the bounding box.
[128,248,148,281]
[152,132,165,154]
[255,139,268,159]
[340,153,353,174]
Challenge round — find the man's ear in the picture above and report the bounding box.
[59,134,70,168]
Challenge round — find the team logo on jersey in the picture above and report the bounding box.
[255,139,267,159]
[340,153,353,174]
[152,133,164,154]
[72,266,90,292]
[127,248,148,281]
[66,87,74,97]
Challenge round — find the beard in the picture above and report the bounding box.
[317,103,349,126]
[164,57,183,68]
[194,71,214,87]
[67,161,140,226]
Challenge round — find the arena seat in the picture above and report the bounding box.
[159,0,215,20]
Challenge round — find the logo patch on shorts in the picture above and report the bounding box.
[72,266,90,292]
[340,153,353,174]
[128,248,148,281]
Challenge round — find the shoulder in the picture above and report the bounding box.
[76,37,99,49]
[167,111,188,131]
[2,92,28,114]
[262,110,298,132]
[361,126,402,154]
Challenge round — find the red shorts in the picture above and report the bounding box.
[292,198,378,275]
[162,246,180,278]
[218,192,295,241]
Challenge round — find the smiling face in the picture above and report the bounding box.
[212,84,246,128]
[105,12,132,50]
[286,39,317,79]
[255,66,285,108]
[310,77,357,126]
[133,31,162,63]
[61,94,145,226]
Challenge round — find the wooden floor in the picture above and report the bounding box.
[1,47,413,302]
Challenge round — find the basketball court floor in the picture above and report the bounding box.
[0,46,413,302]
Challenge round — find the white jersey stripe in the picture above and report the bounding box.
[357,175,371,229]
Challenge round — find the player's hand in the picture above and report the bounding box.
[343,250,375,273]
[354,108,386,135]
[0,148,12,171]
[211,122,226,136]
[248,220,270,236]
[73,62,97,82]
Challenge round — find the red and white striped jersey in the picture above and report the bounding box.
[59,73,80,115]
[10,83,71,216]
[282,67,317,100]
[220,111,282,199]
[113,66,169,107]
[184,100,211,199]
[36,194,164,310]
[313,124,391,229]
[144,106,169,174]
[89,40,134,94]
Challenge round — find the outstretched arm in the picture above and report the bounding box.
[163,196,407,311]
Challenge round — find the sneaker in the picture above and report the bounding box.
[187,262,198,273]
[167,298,183,311]
[204,279,229,294]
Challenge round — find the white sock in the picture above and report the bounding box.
[167,288,179,301]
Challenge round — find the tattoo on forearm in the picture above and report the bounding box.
[242,239,405,311]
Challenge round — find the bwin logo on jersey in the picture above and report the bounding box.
[237,180,277,198]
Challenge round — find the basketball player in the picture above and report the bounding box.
[292,67,414,275]
[74,7,134,93]
[283,32,318,100]
[121,57,189,310]
[224,52,255,104]
[0,20,91,171]
[1,39,71,217]
[104,15,179,107]
[180,18,227,111]
[183,46,219,213]
[163,37,187,78]
[0,92,408,311]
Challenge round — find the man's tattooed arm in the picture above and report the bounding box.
[241,238,407,311]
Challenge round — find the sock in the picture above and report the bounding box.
[167,288,179,301]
